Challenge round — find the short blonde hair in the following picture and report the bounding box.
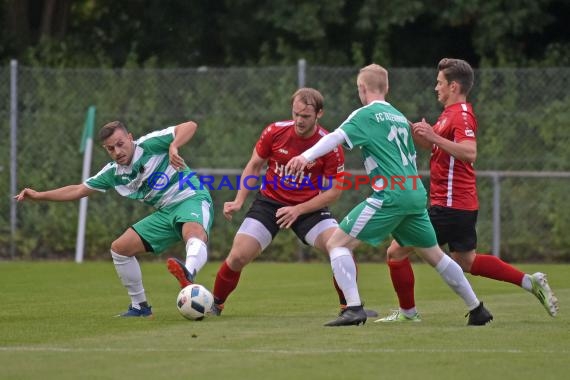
[358,64,389,94]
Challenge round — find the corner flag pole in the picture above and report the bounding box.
[75,106,96,263]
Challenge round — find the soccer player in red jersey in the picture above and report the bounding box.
[377,58,559,323]
[186,87,375,316]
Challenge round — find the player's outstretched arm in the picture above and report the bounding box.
[14,184,95,202]
[170,121,198,170]
[286,129,345,173]
[223,149,266,221]
[285,155,309,174]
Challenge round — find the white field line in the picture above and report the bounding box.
[0,346,567,355]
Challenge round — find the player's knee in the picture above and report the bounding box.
[226,250,254,271]
[386,244,409,262]
[110,240,125,255]
[324,232,349,253]
[110,240,136,257]
[325,239,338,253]
[182,222,207,242]
[451,252,473,272]
[227,256,247,271]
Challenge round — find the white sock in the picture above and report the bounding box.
[521,274,533,292]
[435,254,480,310]
[185,238,208,278]
[111,250,146,307]
[330,247,360,307]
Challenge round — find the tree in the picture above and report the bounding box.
[1,0,568,67]
[2,0,71,52]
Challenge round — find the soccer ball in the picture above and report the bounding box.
[176,284,214,320]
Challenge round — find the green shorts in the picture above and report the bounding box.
[132,193,214,254]
[340,199,437,248]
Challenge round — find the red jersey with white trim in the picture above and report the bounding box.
[430,102,478,210]
[255,120,345,205]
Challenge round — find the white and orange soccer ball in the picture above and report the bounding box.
[176,284,214,320]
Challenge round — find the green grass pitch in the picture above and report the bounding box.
[0,261,568,379]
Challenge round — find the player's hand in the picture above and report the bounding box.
[276,205,301,229]
[223,200,242,221]
[14,188,39,202]
[285,155,309,174]
[412,118,436,142]
[169,145,186,171]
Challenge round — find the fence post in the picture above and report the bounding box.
[298,58,306,88]
[9,59,18,259]
[492,172,501,257]
[75,106,96,263]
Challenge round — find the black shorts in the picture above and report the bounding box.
[428,205,478,252]
[245,192,336,245]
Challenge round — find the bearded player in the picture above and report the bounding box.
[167,87,377,317]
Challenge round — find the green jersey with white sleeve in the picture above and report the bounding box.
[338,100,426,214]
[85,126,209,209]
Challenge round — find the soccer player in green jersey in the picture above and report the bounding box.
[287,64,493,326]
[378,58,558,323]
[14,120,213,318]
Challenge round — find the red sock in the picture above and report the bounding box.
[387,257,415,310]
[212,260,241,304]
[470,254,524,286]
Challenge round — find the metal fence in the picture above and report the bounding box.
[2,60,570,261]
